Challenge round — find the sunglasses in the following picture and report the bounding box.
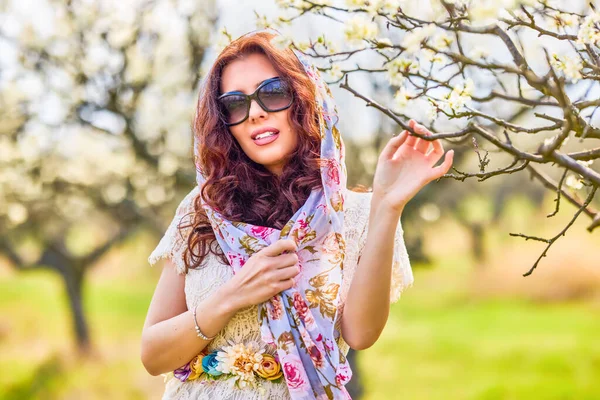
[217,77,294,126]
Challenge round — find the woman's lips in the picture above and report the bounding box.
[253,132,279,146]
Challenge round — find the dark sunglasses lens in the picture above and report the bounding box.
[258,79,293,111]
[220,95,248,125]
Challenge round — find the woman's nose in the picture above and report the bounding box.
[248,98,267,122]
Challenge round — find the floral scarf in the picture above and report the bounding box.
[194,31,351,399]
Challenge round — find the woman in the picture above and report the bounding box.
[141,29,453,400]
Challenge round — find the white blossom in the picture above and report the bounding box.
[214,28,233,54]
[376,37,393,48]
[345,0,368,9]
[431,32,454,50]
[443,78,474,113]
[326,63,344,80]
[344,15,379,46]
[468,2,503,22]
[376,0,403,15]
[375,37,396,55]
[461,78,475,96]
[315,34,338,54]
[270,34,293,50]
[421,48,446,64]
[426,100,439,121]
[468,0,544,24]
[547,13,579,30]
[393,86,415,110]
[577,12,600,46]
[255,13,272,30]
[469,46,490,60]
[386,57,418,86]
[565,174,584,190]
[401,24,436,54]
[550,53,583,83]
[346,0,400,13]
[255,12,282,30]
[294,41,312,52]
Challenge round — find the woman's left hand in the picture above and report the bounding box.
[372,119,454,215]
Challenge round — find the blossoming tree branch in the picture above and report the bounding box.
[257,0,600,275]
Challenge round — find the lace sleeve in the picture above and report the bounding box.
[357,194,414,304]
[148,186,200,275]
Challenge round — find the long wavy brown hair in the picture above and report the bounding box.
[178,31,366,273]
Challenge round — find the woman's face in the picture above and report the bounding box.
[219,52,298,176]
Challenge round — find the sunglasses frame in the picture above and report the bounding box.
[217,77,294,126]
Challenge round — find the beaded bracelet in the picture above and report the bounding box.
[192,304,217,341]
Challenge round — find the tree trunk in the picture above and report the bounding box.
[60,266,92,355]
[43,246,92,355]
[470,222,485,265]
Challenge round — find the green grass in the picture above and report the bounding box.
[0,270,158,400]
[360,261,600,400]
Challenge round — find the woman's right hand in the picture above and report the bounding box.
[225,239,300,310]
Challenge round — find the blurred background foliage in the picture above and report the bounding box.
[0,0,599,399]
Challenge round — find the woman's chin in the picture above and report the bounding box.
[254,158,286,175]
[252,152,287,168]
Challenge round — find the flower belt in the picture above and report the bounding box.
[163,340,284,391]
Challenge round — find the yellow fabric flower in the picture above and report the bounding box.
[187,354,205,381]
[256,354,283,381]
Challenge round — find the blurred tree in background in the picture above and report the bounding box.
[0,0,216,353]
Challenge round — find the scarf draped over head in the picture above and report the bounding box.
[194,29,352,400]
